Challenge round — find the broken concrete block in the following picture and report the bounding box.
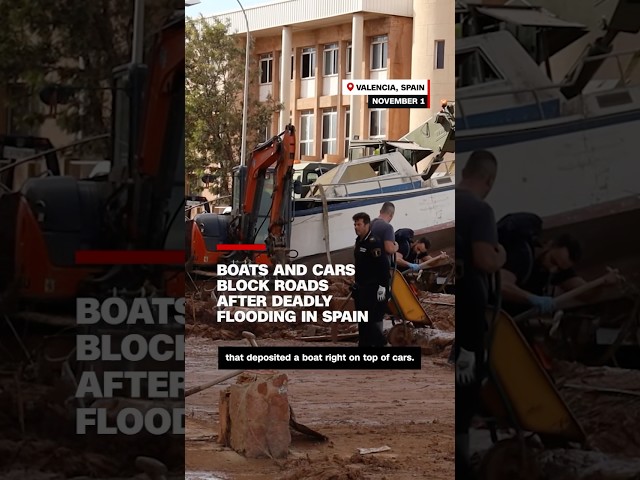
[228,372,290,458]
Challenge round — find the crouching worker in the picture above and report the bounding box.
[352,212,390,347]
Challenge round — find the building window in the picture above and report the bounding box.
[6,83,33,135]
[346,43,352,74]
[435,40,445,69]
[301,47,316,79]
[300,110,314,156]
[369,109,387,138]
[371,35,388,70]
[291,54,294,80]
[261,119,272,142]
[344,109,350,154]
[259,53,273,84]
[321,108,337,156]
[323,43,338,76]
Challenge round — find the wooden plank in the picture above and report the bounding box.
[12,312,75,327]
[299,333,358,342]
[563,383,640,398]
[318,185,332,265]
[331,323,338,342]
[218,387,231,446]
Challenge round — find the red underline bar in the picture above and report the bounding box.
[75,250,184,265]
[216,244,267,251]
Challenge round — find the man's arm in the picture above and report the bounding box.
[556,275,608,304]
[557,276,587,292]
[384,239,398,255]
[374,246,391,294]
[417,253,447,270]
[500,268,534,304]
[501,268,556,314]
[396,252,411,268]
[472,242,506,274]
[382,223,398,255]
[469,202,504,274]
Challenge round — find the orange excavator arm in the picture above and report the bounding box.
[233,125,295,263]
[267,125,296,239]
[243,134,282,217]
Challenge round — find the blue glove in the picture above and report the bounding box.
[527,295,556,315]
[408,263,420,272]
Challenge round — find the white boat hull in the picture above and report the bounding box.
[456,110,640,221]
[290,187,455,260]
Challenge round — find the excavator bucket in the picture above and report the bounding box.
[386,270,432,325]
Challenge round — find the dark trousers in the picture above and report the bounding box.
[455,344,487,480]
[353,285,387,347]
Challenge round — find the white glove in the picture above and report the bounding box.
[456,348,476,385]
[549,310,564,339]
[377,285,386,302]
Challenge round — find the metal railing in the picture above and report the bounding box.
[303,168,455,200]
[456,47,640,129]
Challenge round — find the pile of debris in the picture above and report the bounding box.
[475,361,640,478]
[555,361,640,458]
[523,362,640,478]
[0,377,183,478]
[185,294,303,340]
[418,292,455,331]
[407,292,455,358]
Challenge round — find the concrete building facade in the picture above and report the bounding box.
[209,0,454,162]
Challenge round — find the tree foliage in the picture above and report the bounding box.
[0,0,178,146]
[186,17,282,199]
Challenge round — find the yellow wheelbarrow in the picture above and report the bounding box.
[477,308,586,479]
[385,269,433,346]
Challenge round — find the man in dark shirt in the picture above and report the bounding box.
[501,234,585,317]
[396,236,430,271]
[370,201,399,269]
[455,150,506,479]
[352,212,390,347]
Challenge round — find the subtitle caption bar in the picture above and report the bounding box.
[218,346,422,370]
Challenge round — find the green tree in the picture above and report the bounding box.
[0,0,178,149]
[186,17,282,199]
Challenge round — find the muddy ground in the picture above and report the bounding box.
[185,286,456,480]
[186,337,455,480]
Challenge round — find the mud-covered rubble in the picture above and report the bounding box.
[276,453,400,480]
[474,361,640,479]
[185,294,304,340]
[0,439,119,478]
[554,361,640,458]
[536,448,640,480]
[418,292,455,332]
[412,328,455,357]
[0,377,183,479]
